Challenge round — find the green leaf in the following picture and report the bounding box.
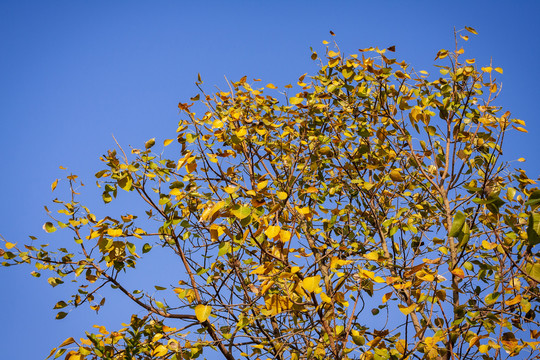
[525,190,540,208]
[126,242,136,255]
[525,262,540,282]
[43,222,57,233]
[195,304,212,322]
[484,292,500,305]
[103,192,112,203]
[155,301,165,309]
[458,222,470,249]
[142,243,152,253]
[527,213,540,246]
[53,301,68,309]
[55,311,68,320]
[218,242,231,257]
[117,175,132,191]
[231,205,251,220]
[448,211,466,237]
[95,170,108,178]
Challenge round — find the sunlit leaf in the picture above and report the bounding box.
[43,222,57,233]
[301,275,321,293]
[152,345,168,357]
[289,97,304,105]
[265,225,281,239]
[231,205,251,220]
[465,26,478,35]
[194,304,212,322]
[58,337,76,348]
[398,303,416,315]
[277,191,288,200]
[51,179,58,192]
[525,263,540,282]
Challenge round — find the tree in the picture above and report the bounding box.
[2,28,539,360]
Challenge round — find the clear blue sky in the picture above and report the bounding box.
[1,1,539,359]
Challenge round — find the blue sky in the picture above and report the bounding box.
[1,1,539,359]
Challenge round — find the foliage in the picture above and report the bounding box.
[2,28,540,360]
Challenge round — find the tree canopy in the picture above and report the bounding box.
[2,28,540,360]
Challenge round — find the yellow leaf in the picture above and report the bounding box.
[289,97,304,105]
[393,281,412,289]
[152,333,164,342]
[5,242,16,250]
[305,187,318,193]
[328,50,340,57]
[364,251,379,261]
[494,67,503,74]
[382,292,392,303]
[279,230,292,242]
[260,280,274,294]
[330,257,352,269]
[416,271,435,282]
[152,344,168,357]
[212,118,224,129]
[58,337,76,348]
[170,188,182,196]
[301,275,321,293]
[398,303,416,315]
[389,168,404,182]
[266,83,277,89]
[45,347,58,360]
[277,191,288,200]
[396,339,407,354]
[257,180,269,191]
[518,158,525,162]
[351,330,365,346]
[363,182,375,190]
[163,139,174,146]
[464,26,478,35]
[222,186,237,195]
[505,295,521,306]
[264,294,292,315]
[199,201,226,223]
[265,225,281,239]
[359,269,375,280]
[481,67,492,73]
[107,228,123,237]
[451,268,465,279]
[296,206,310,215]
[51,179,58,192]
[195,304,212,322]
[176,151,192,170]
[481,240,497,250]
[320,292,332,303]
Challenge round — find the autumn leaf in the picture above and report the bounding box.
[195,304,212,322]
[301,276,321,293]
